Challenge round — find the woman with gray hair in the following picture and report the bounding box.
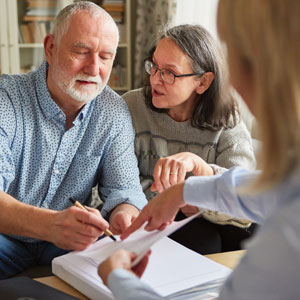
[123,24,256,254]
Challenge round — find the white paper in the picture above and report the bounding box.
[78,211,202,267]
[52,212,231,300]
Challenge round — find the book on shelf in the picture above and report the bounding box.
[23,0,58,21]
[102,4,124,12]
[108,12,123,23]
[102,0,124,23]
[108,64,126,88]
[26,7,59,17]
[26,0,58,8]
[23,15,56,22]
[102,0,124,3]
[20,24,31,43]
[18,29,24,44]
[19,22,48,44]
[39,22,48,39]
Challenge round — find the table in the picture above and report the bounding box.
[35,250,245,300]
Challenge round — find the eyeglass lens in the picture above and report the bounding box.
[145,60,174,84]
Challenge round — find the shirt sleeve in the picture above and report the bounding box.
[98,101,147,217]
[219,200,300,300]
[0,90,17,191]
[183,167,281,225]
[108,269,164,300]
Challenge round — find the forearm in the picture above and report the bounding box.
[110,203,139,218]
[0,190,57,240]
[183,167,269,224]
[108,269,164,300]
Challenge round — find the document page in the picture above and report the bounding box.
[78,212,202,267]
[52,212,231,300]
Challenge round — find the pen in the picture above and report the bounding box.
[69,198,117,242]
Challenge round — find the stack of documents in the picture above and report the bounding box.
[52,214,231,300]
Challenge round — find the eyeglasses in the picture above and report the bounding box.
[144,57,201,85]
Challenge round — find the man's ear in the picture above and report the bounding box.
[196,72,215,95]
[44,34,56,64]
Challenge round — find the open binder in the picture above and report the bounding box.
[52,214,231,300]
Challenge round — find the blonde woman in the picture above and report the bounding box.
[98,0,300,299]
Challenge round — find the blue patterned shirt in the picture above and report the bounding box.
[0,61,147,242]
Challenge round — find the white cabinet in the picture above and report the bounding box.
[0,0,132,92]
[0,0,9,74]
[0,0,19,74]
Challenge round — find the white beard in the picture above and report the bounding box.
[62,73,104,103]
[54,63,105,103]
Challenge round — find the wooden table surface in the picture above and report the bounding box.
[36,250,245,300]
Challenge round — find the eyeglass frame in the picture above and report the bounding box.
[144,57,203,85]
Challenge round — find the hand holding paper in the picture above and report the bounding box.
[52,213,231,300]
[77,211,202,267]
[121,182,186,239]
[98,249,151,286]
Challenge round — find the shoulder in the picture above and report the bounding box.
[0,73,27,93]
[0,72,36,106]
[122,88,146,112]
[122,88,145,103]
[0,73,31,110]
[95,86,129,115]
[0,74,25,137]
[122,88,152,123]
[221,120,252,141]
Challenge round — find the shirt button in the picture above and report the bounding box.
[54,169,60,174]
[59,113,64,119]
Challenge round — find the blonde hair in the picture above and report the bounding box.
[218,0,300,190]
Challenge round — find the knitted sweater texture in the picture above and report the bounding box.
[123,88,256,227]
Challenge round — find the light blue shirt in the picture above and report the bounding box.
[0,61,147,242]
[108,167,300,300]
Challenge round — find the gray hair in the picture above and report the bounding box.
[145,24,237,130]
[52,1,118,45]
[158,24,220,85]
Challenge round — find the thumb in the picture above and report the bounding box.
[150,182,157,192]
[121,213,148,240]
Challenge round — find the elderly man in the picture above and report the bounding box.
[0,2,146,279]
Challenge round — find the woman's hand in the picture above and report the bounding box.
[151,152,213,193]
[180,204,201,217]
[121,183,186,240]
[98,249,151,286]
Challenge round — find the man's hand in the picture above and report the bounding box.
[98,249,151,286]
[49,206,109,251]
[109,203,140,235]
[121,183,186,240]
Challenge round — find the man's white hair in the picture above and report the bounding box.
[52,1,119,45]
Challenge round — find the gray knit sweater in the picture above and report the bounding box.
[123,88,256,228]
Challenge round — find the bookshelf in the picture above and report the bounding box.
[104,0,132,91]
[0,0,132,92]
